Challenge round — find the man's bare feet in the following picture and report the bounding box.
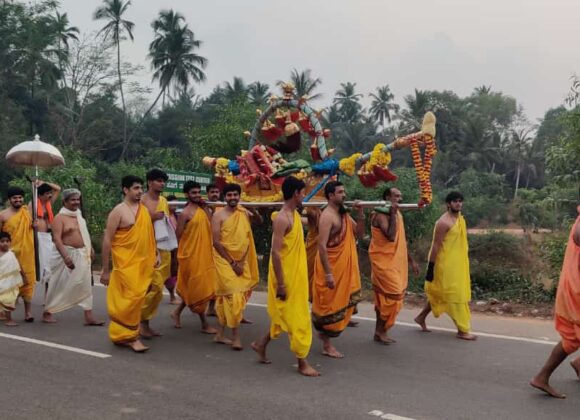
[170,311,181,329]
[201,325,218,335]
[232,338,243,351]
[241,317,253,325]
[214,335,233,345]
[140,323,162,339]
[530,377,566,399]
[24,316,34,323]
[373,333,396,345]
[347,320,359,327]
[169,298,180,305]
[322,343,344,359]
[5,320,18,327]
[570,359,580,380]
[42,312,57,324]
[298,359,320,377]
[251,341,271,364]
[456,332,477,341]
[128,340,150,353]
[414,315,431,332]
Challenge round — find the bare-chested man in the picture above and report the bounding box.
[33,181,61,291]
[42,189,103,326]
[101,175,157,353]
[312,181,364,358]
[0,187,36,321]
[414,191,476,340]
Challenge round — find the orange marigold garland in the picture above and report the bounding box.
[410,134,437,206]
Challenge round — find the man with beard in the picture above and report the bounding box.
[414,191,476,341]
[33,181,61,292]
[205,183,221,317]
[369,187,419,344]
[42,189,103,326]
[140,169,173,338]
[211,183,261,350]
[0,187,36,321]
[312,181,365,358]
[171,181,218,334]
[251,176,320,377]
[101,176,157,353]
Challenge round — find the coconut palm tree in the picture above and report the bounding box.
[223,76,248,104]
[333,82,363,123]
[368,85,399,132]
[93,0,134,147]
[124,10,206,158]
[248,81,270,106]
[278,68,323,101]
[400,89,431,130]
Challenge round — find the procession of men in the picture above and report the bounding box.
[2,170,580,391]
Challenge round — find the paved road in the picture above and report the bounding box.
[1,285,579,420]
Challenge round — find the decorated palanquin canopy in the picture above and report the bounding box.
[203,82,437,206]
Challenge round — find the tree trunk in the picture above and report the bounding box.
[514,162,521,199]
[117,36,128,159]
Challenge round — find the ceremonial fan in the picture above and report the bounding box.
[5,134,65,282]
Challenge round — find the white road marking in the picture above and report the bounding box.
[0,332,112,359]
[94,285,559,347]
[368,410,416,420]
[245,303,558,346]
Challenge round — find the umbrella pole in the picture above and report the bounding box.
[28,173,40,283]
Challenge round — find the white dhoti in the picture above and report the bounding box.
[0,251,24,312]
[45,246,92,313]
[38,231,54,284]
[45,206,94,314]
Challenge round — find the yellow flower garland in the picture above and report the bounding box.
[369,143,391,167]
[339,153,362,176]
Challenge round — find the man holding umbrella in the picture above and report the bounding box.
[0,187,36,321]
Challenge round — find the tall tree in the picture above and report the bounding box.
[124,9,206,158]
[248,81,270,107]
[93,0,134,152]
[279,68,323,101]
[368,85,399,131]
[223,76,248,104]
[333,82,363,123]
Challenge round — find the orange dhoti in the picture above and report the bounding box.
[554,216,580,354]
[1,207,35,302]
[176,208,216,314]
[312,215,362,337]
[369,212,408,332]
[107,205,156,344]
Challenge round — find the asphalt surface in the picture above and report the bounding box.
[1,285,580,420]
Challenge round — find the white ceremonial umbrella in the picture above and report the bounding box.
[5,134,65,282]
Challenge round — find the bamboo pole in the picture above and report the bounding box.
[168,200,421,210]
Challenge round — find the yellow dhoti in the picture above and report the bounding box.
[108,205,156,343]
[425,214,472,333]
[369,212,408,332]
[213,207,258,329]
[176,208,216,314]
[268,211,312,359]
[1,207,35,302]
[312,215,362,337]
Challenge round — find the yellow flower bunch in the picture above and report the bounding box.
[369,143,391,167]
[339,152,362,176]
[293,170,308,180]
[215,158,230,176]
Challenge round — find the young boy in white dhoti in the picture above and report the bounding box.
[0,232,27,326]
[42,189,103,326]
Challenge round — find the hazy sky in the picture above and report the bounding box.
[60,0,580,120]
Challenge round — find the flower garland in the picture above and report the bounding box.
[410,134,437,205]
[339,153,362,176]
[215,158,231,177]
[369,143,391,167]
[241,191,283,202]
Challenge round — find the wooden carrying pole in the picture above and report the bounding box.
[168,200,421,210]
